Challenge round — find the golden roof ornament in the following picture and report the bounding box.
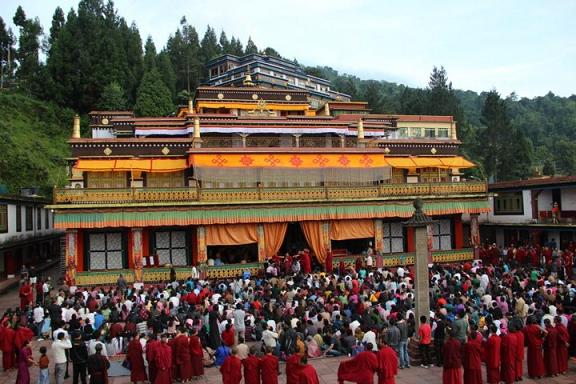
[243,65,255,87]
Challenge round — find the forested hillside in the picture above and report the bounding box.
[0,0,575,194]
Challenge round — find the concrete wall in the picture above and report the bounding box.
[538,190,554,212]
[475,190,533,224]
[561,188,576,210]
[0,202,59,245]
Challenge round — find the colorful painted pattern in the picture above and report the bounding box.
[190,153,387,168]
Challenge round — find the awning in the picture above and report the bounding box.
[189,153,387,168]
[384,156,475,169]
[75,158,188,173]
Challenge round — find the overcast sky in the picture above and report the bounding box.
[1,0,575,98]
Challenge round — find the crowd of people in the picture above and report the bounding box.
[0,240,575,384]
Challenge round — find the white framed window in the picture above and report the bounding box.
[383,222,404,253]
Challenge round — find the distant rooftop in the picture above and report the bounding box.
[489,176,576,191]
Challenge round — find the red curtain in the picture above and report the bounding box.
[300,221,328,263]
[263,223,288,258]
[330,219,375,240]
[206,224,257,245]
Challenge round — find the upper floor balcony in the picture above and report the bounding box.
[52,180,487,207]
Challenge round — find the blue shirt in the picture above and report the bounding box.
[93,313,105,330]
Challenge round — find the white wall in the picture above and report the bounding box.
[561,188,576,210]
[538,190,553,212]
[477,190,533,224]
[0,202,60,245]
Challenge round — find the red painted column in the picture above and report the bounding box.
[407,227,415,252]
[454,214,464,249]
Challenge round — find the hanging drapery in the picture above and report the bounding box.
[329,219,375,240]
[205,223,257,246]
[263,222,288,259]
[300,221,329,263]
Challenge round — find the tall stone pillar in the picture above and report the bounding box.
[257,224,266,262]
[131,228,144,283]
[373,219,384,253]
[65,230,78,286]
[196,226,207,263]
[404,199,435,326]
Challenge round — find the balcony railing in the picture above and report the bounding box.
[53,181,487,205]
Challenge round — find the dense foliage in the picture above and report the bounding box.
[0,0,575,195]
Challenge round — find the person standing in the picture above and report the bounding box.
[189,328,205,380]
[511,320,525,381]
[126,333,147,384]
[261,346,279,384]
[337,343,378,384]
[145,334,160,383]
[233,304,246,343]
[433,315,446,367]
[70,332,88,384]
[221,347,242,384]
[485,324,501,384]
[555,316,569,375]
[377,339,398,384]
[173,328,193,382]
[396,313,411,369]
[441,331,462,384]
[285,352,301,384]
[523,316,546,379]
[153,334,173,384]
[418,316,432,368]
[243,346,261,384]
[19,280,33,310]
[52,332,72,384]
[86,344,109,384]
[37,346,49,384]
[15,339,35,384]
[543,318,559,377]
[298,356,320,384]
[462,331,482,384]
[0,319,15,371]
[500,328,517,384]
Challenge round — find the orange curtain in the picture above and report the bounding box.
[206,224,257,246]
[263,223,288,258]
[330,219,375,240]
[300,221,328,263]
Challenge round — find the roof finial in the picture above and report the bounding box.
[243,64,255,87]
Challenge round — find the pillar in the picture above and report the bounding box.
[414,226,430,325]
[72,115,80,139]
[339,135,345,148]
[470,214,480,247]
[454,214,464,249]
[65,229,78,286]
[257,224,266,262]
[374,219,384,253]
[322,221,332,255]
[293,134,301,148]
[406,227,415,252]
[131,228,144,283]
[196,226,207,264]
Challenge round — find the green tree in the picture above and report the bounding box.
[244,36,258,54]
[0,17,16,87]
[200,25,220,64]
[542,159,555,176]
[143,36,157,72]
[48,7,65,47]
[166,18,201,94]
[157,51,176,100]
[360,80,383,113]
[229,37,243,55]
[219,31,230,53]
[262,47,281,58]
[96,81,127,110]
[554,139,576,175]
[12,6,43,92]
[134,68,174,116]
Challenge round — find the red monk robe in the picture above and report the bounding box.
[485,334,501,384]
[543,324,558,377]
[500,332,517,384]
[174,333,193,381]
[556,322,569,374]
[523,324,545,378]
[377,345,398,384]
[301,251,312,275]
[512,330,525,380]
[442,337,463,384]
[13,326,34,350]
[146,338,160,383]
[221,355,242,384]
[298,363,320,384]
[261,353,279,384]
[242,354,261,384]
[19,283,33,309]
[286,353,302,384]
[0,323,15,370]
[126,338,147,382]
[462,335,483,384]
[153,341,173,384]
[189,334,204,378]
[337,350,378,384]
[325,250,333,273]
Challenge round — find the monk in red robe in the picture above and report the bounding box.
[337,344,378,384]
[301,250,312,275]
[126,333,147,383]
[442,331,463,384]
[146,334,160,383]
[189,329,204,379]
[0,320,15,371]
[298,356,320,384]
[377,340,398,384]
[19,281,33,310]
[221,347,242,384]
[462,331,482,384]
[173,328,193,382]
[13,325,34,350]
[500,330,517,384]
[325,250,333,273]
[286,353,302,384]
[260,347,279,384]
[242,346,261,384]
[543,319,558,377]
[555,316,569,375]
[484,325,500,384]
[523,317,546,378]
[154,334,173,384]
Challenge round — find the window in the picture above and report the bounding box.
[437,128,450,138]
[45,209,50,229]
[145,171,184,188]
[87,232,126,270]
[86,171,128,189]
[25,206,33,231]
[0,205,7,233]
[409,127,423,138]
[16,205,21,232]
[398,128,409,138]
[424,128,436,138]
[432,219,452,250]
[153,230,188,266]
[383,222,404,253]
[494,192,524,215]
[37,208,42,230]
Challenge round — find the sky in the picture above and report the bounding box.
[1,0,575,98]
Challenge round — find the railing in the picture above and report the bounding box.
[53,181,487,205]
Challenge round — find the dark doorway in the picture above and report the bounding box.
[207,243,258,264]
[552,189,562,209]
[331,238,372,255]
[279,223,308,256]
